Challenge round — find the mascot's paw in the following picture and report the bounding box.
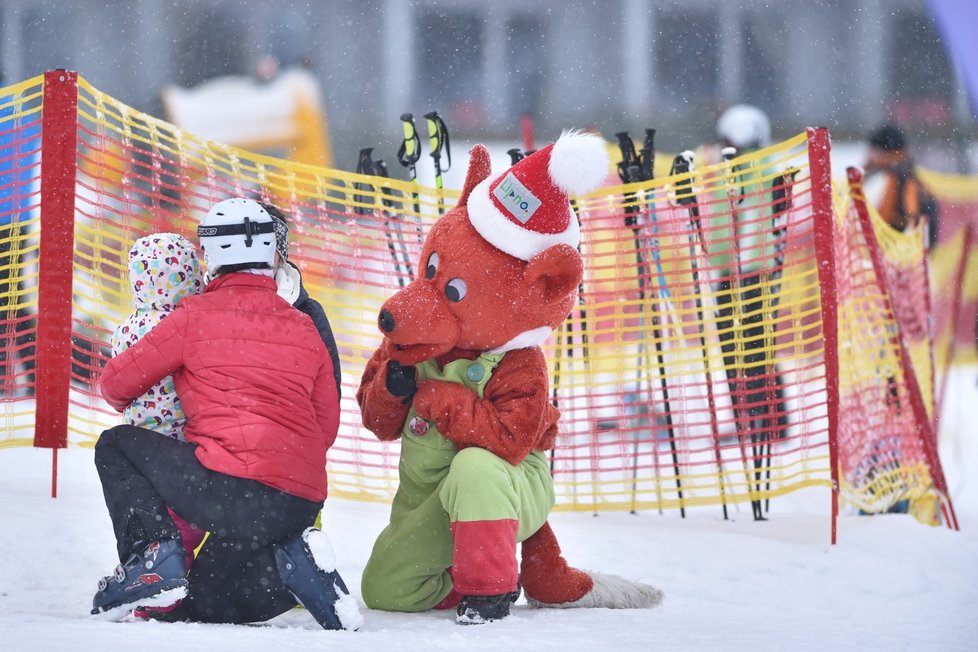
[385,360,418,404]
[525,571,663,610]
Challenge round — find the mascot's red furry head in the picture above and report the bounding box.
[379,131,606,365]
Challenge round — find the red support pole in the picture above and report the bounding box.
[806,127,840,545]
[51,447,59,499]
[34,70,78,498]
[520,114,535,153]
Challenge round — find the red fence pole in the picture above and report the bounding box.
[34,70,78,498]
[806,127,840,545]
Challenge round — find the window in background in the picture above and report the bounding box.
[741,11,785,120]
[20,5,73,79]
[887,9,953,126]
[654,8,720,110]
[505,14,546,124]
[262,5,316,70]
[171,3,249,88]
[416,8,485,129]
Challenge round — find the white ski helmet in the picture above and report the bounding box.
[197,198,277,275]
[717,104,771,151]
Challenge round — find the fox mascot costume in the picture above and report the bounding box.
[357,131,663,624]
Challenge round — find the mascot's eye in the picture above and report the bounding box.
[425,252,440,279]
[445,278,467,302]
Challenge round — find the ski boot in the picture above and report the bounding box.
[273,527,363,631]
[455,587,521,625]
[92,538,188,621]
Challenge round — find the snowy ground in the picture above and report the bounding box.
[1,365,976,652]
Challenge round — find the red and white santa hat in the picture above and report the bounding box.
[467,130,609,261]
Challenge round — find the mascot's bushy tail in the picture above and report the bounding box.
[520,521,664,609]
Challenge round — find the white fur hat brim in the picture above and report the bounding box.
[467,174,581,261]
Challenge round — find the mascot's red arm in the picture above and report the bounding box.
[413,347,557,465]
[357,341,411,441]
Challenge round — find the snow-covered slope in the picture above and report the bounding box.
[1,365,976,652]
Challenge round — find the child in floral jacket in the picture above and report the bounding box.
[110,232,206,568]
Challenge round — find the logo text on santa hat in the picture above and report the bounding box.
[492,173,541,225]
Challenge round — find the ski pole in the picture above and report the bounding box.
[424,111,451,215]
[374,157,415,286]
[638,129,655,182]
[638,131,678,322]
[397,113,424,246]
[718,147,765,520]
[642,131,730,520]
[634,129,674,515]
[617,131,682,516]
[357,147,411,287]
[761,169,797,512]
[669,150,729,519]
[550,193,592,497]
[354,147,376,217]
[639,130,677,316]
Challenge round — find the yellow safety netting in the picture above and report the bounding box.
[0,73,954,526]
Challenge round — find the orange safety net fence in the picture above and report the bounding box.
[833,167,955,527]
[0,72,956,531]
[67,73,443,505]
[919,167,978,425]
[551,132,834,516]
[0,78,42,448]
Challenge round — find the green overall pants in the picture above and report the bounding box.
[361,352,555,612]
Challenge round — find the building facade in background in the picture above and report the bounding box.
[0,0,967,168]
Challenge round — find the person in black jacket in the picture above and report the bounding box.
[261,203,342,399]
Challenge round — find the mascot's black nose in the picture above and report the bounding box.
[379,309,396,333]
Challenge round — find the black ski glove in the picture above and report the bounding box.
[385,360,418,405]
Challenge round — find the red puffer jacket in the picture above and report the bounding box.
[100,272,338,502]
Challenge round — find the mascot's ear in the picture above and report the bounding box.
[457,144,492,207]
[524,244,583,303]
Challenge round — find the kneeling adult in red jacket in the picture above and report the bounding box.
[91,198,361,631]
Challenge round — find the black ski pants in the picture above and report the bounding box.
[94,424,322,623]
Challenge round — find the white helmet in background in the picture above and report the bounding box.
[197,198,277,275]
[717,104,772,151]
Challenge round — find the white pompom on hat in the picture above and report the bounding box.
[467,130,609,261]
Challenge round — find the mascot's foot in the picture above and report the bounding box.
[456,589,521,625]
[520,521,594,604]
[520,521,663,610]
[525,570,663,610]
